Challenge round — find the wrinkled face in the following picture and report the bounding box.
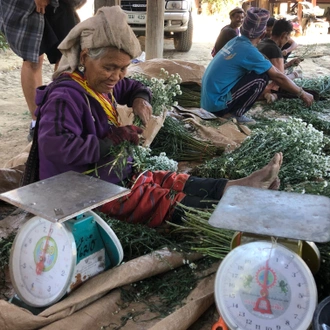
[230,13,245,28]
[81,47,131,94]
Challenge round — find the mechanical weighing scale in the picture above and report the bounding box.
[0,171,130,311]
[208,186,330,330]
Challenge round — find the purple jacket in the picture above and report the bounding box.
[35,75,151,184]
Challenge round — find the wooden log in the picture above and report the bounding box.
[145,0,164,60]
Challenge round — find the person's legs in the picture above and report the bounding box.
[227,71,269,117]
[21,55,44,121]
[182,177,228,201]
[171,152,283,223]
[213,71,269,119]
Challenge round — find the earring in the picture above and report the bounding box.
[78,64,85,73]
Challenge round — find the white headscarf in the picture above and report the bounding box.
[53,6,141,79]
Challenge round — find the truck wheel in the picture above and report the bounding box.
[173,12,193,52]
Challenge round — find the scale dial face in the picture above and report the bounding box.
[215,241,317,330]
[10,216,76,307]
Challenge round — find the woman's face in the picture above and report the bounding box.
[81,47,131,94]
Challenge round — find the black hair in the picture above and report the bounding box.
[267,17,277,27]
[271,18,293,36]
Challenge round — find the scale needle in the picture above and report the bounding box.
[253,259,273,314]
[36,224,53,275]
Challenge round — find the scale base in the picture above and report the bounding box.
[8,294,66,315]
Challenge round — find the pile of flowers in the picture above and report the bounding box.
[133,146,178,172]
[129,68,182,116]
[194,117,330,188]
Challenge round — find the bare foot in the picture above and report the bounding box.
[268,176,280,190]
[225,152,283,191]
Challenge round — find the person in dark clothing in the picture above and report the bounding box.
[0,0,83,141]
[211,7,245,57]
[264,17,276,38]
[263,16,298,61]
[257,18,303,103]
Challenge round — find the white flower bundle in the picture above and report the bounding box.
[129,68,183,116]
[194,117,330,187]
[133,146,178,172]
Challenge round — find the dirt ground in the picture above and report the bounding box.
[1,13,330,167]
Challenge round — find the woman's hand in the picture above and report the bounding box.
[132,98,152,126]
[108,125,143,146]
[34,0,50,14]
[99,125,144,157]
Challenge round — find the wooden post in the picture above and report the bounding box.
[94,0,121,13]
[145,0,164,60]
[297,0,302,27]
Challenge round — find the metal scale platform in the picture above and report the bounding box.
[209,186,330,330]
[0,171,130,311]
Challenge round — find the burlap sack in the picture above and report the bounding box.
[0,166,25,194]
[41,266,219,330]
[182,114,250,151]
[0,248,207,330]
[127,59,205,85]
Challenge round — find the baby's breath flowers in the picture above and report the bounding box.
[133,146,178,172]
[193,118,330,188]
[129,68,183,116]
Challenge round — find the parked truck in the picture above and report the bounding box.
[120,0,194,52]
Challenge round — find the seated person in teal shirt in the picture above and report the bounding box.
[201,7,314,125]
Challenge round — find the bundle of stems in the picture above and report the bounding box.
[168,204,233,259]
[174,83,201,108]
[0,233,15,299]
[260,76,330,133]
[150,116,224,161]
[261,98,330,135]
[298,76,330,98]
[102,215,185,261]
[292,43,319,61]
[287,180,330,198]
[192,118,330,188]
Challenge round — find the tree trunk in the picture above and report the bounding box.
[94,0,121,13]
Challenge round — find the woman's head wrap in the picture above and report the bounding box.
[53,6,141,79]
[240,7,270,39]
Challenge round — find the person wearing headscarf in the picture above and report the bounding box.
[201,7,314,125]
[211,7,245,57]
[23,6,284,228]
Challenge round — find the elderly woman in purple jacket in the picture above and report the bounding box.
[24,6,283,228]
